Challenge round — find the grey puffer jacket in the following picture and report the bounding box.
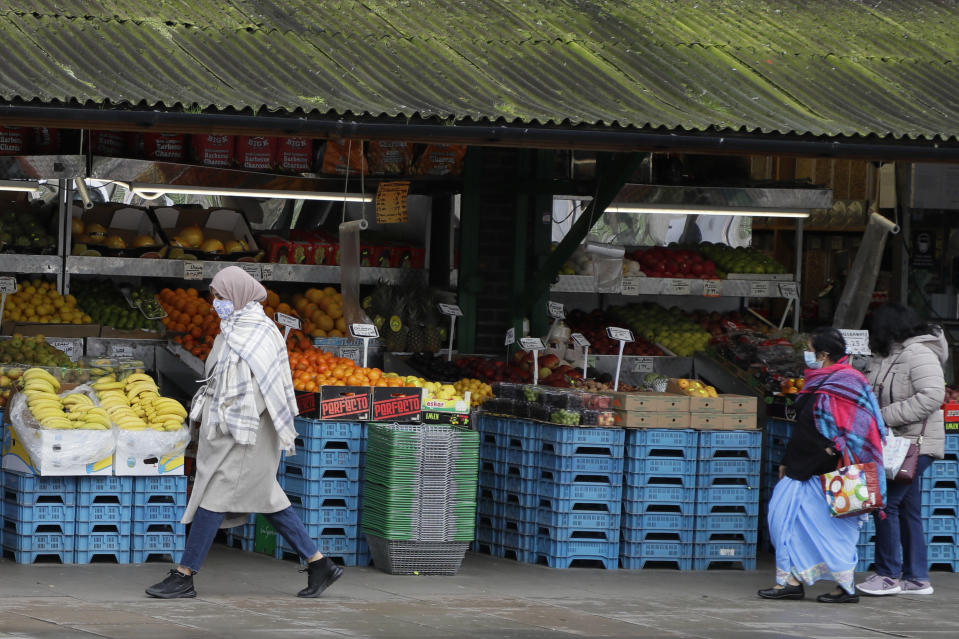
[865,330,948,458]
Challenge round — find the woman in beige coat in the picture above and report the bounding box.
[146,266,342,599]
[857,303,947,597]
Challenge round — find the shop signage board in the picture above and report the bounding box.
[519,337,545,351]
[182,262,205,280]
[839,330,871,355]
[778,282,799,299]
[631,356,655,373]
[703,280,722,297]
[621,276,641,296]
[260,263,275,281]
[606,326,634,391]
[47,338,79,361]
[110,343,134,359]
[505,327,515,346]
[0,277,15,293]
[571,332,590,379]
[376,181,410,224]
[275,312,301,340]
[749,281,770,297]
[666,279,691,295]
[372,387,422,421]
[438,303,463,317]
[349,323,380,339]
[547,301,565,319]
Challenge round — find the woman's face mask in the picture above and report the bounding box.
[804,350,823,369]
[213,298,235,319]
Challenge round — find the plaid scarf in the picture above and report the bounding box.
[206,301,299,454]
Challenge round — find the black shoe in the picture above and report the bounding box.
[817,590,860,604]
[146,569,197,599]
[297,556,343,598]
[758,583,804,600]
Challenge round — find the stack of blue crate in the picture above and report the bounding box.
[76,476,133,563]
[620,429,698,570]
[536,424,623,569]
[131,476,187,563]
[279,419,368,566]
[856,515,876,572]
[921,437,959,571]
[693,430,761,570]
[225,514,257,550]
[2,472,76,563]
[759,419,794,552]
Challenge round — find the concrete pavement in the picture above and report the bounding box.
[1,545,957,638]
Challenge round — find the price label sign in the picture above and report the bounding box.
[749,281,770,297]
[239,263,262,281]
[438,303,463,317]
[631,356,655,373]
[621,276,641,296]
[519,337,545,351]
[274,312,301,330]
[703,279,722,297]
[349,323,380,339]
[570,333,590,348]
[666,279,691,295]
[182,262,205,280]
[606,327,634,342]
[375,181,411,224]
[505,327,516,346]
[260,263,275,281]
[339,346,361,364]
[547,301,565,319]
[110,343,134,359]
[839,329,871,355]
[0,276,16,293]
[48,339,77,361]
[779,281,799,299]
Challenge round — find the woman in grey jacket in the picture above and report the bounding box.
[857,304,947,597]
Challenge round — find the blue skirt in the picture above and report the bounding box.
[768,477,861,593]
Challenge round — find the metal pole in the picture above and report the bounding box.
[794,218,804,330]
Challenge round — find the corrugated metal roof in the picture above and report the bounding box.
[0,1,958,140]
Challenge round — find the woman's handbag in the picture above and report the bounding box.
[883,433,912,479]
[820,448,884,518]
[891,419,928,483]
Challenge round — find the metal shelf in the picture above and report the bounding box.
[0,254,62,275]
[551,274,799,298]
[65,256,425,284]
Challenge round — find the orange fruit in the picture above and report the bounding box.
[276,302,292,315]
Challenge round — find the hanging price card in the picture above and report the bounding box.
[182,262,204,280]
[839,329,871,355]
[631,356,655,373]
[703,279,722,297]
[666,279,691,295]
[275,312,302,330]
[606,327,634,342]
[547,301,565,319]
[48,339,77,361]
[239,263,262,281]
[621,276,641,296]
[505,327,516,346]
[779,281,799,299]
[519,337,545,351]
[339,346,361,364]
[349,323,380,339]
[375,181,410,224]
[110,343,134,359]
[438,303,463,317]
[570,333,590,348]
[749,281,770,297]
[0,276,16,293]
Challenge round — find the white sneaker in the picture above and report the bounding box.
[856,573,902,595]
[901,579,934,595]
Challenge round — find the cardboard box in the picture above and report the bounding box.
[943,404,959,433]
[2,410,112,476]
[372,387,422,422]
[421,411,471,426]
[135,133,187,161]
[722,414,758,430]
[236,136,277,170]
[0,126,28,155]
[31,127,60,154]
[276,137,314,172]
[319,385,372,421]
[611,411,690,429]
[295,390,318,418]
[73,203,164,258]
[258,234,293,263]
[688,396,724,413]
[604,392,689,413]
[152,207,259,261]
[689,412,728,430]
[90,130,130,156]
[191,134,235,167]
[723,395,758,414]
[113,452,185,476]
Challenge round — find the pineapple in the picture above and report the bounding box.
[405,298,427,353]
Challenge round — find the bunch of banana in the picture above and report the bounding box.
[19,368,71,429]
[95,374,148,431]
[20,367,61,393]
[144,396,187,432]
[93,373,186,432]
[61,393,111,430]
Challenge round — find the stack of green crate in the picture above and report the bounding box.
[362,423,479,574]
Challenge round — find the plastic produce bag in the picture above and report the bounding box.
[115,423,192,464]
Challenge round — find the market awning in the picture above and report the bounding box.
[1,1,959,142]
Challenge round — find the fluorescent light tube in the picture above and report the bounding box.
[604,204,809,218]
[0,180,40,193]
[130,183,373,202]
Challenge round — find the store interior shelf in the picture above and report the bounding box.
[0,155,86,179]
[65,256,425,284]
[589,354,693,380]
[0,254,62,275]
[551,274,798,298]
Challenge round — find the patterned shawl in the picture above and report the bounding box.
[800,358,887,501]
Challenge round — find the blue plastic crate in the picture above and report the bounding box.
[132,530,186,553]
[621,528,694,544]
[537,527,616,543]
[4,516,75,536]
[294,419,364,442]
[694,529,758,544]
[503,473,539,495]
[921,503,958,519]
[699,430,762,450]
[621,509,694,531]
[478,471,499,493]
[539,477,623,503]
[764,419,795,436]
[694,501,760,517]
[541,452,624,474]
[2,528,74,552]
[75,529,131,552]
[287,490,358,511]
[620,539,693,559]
[944,434,959,454]
[293,433,363,454]
[284,473,359,498]
[928,542,958,562]
[635,429,699,450]
[857,543,876,562]
[476,514,501,532]
[540,425,625,447]
[501,529,537,551]
[499,419,542,440]
[501,547,537,564]
[540,468,623,487]
[924,487,959,507]
[926,515,958,536]
[502,433,540,452]
[501,490,539,509]
[501,447,540,467]
[78,476,134,494]
[132,503,181,522]
[3,477,76,506]
[627,444,697,461]
[539,493,622,513]
[699,444,762,462]
[133,520,185,535]
[693,556,757,570]
[501,501,536,522]
[296,505,359,527]
[133,476,186,494]
[75,549,132,564]
[77,490,132,507]
[697,484,759,504]
[280,534,355,558]
[620,555,692,570]
[928,459,959,480]
[697,458,761,477]
[694,513,758,534]
[538,507,621,531]
[623,484,696,505]
[284,463,360,482]
[541,440,623,458]
[285,449,361,469]
[696,474,759,490]
[475,524,499,546]
[694,540,756,560]
[625,472,697,488]
[133,490,187,508]
[625,457,696,476]
[3,547,74,564]
[537,553,618,569]
[4,499,75,523]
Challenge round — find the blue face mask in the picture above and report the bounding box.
[803,350,822,369]
[212,298,235,319]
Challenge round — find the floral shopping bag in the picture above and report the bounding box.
[820,448,884,518]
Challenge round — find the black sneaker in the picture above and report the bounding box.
[758,583,804,600]
[297,557,343,598]
[817,590,860,604]
[146,569,197,599]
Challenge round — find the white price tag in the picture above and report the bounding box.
[519,337,545,351]
[749,281,770,297]
[606,326,634,342]
[274,312,301,330]
[631,356,654,373]
[547,301,565,319]
[666,279,691,295]
[260,263,275,281]
[239,263,262,281]
[339,346,361,364]
[621,276,641,296]
[570,333,590,348]
[505,327,516,346]
[779,281,799,299]
[349,323,380,339]
[0,276,16,294]
[438,303,463,317]
[48,339,76,361]
[182,262,204,280]
[703,279,722,297]
[839,329,871,355]
[110,343,134,359]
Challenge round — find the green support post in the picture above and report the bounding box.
[529,149,555,337]
[457,147,482,354]
[509,150,533,354]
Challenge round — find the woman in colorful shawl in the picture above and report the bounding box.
[146,267,342,600]
[758,327,886,604]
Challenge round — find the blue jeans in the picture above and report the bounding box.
[874,454,934,580]
[179,507,319,572]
